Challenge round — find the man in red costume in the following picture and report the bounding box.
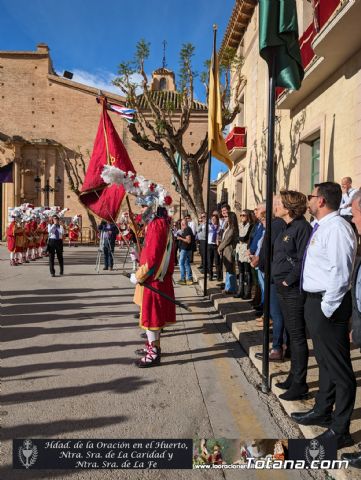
[6,214,18,265]
[33,216,41,259]
[24,217,36,261]
[38,214,49,257]
[15,218,25,264]
[100,165,176,368]
[68,215,80,246]
[131,205,175,367]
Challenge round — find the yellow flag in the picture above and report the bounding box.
[208,52,233,170]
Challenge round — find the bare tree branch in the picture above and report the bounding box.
[112,40,244,216]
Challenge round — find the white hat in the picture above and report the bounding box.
[101,166,173,207]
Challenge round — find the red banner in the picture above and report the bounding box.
[80,101,135,221]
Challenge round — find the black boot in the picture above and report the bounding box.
[279,382,309,401]
[234,274,244,298]
[275,373,293,390]
[242,272,252,299]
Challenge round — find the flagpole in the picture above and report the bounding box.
[126,195,142,255]
[203,24,217,297]
[262,49,276,394]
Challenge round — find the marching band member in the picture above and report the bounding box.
[101,166,175,368]
[6,211,21,266]
[68,215,80,247]
[24,216,36,261]
[38,213,49,257]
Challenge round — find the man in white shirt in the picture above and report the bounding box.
[339,176,357,222]
[291,182,357,449]
[47,215,65,277]
[341,189,361,467]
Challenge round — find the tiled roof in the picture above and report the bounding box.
[220,0,257,58]
[136,91,207,111]
[153,67,174,76]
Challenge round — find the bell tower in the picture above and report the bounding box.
[150,41,176,91]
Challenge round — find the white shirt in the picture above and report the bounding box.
[219,218,227,230]
[208,224,220,244]
[302,211,357,318]
[339,187,357,216]
[255,230,265,256]
[356,264,361,312]
[187,220,196,236]
[48,224,64,240]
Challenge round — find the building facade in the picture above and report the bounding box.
[0,44,208,237]
[217,0,361,211]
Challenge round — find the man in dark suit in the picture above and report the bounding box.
[98,220,118,271]
[47,215,64,277]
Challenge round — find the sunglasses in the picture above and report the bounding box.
[240,214,247,217]
[307,195,320,201]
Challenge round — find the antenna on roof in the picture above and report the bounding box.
[162,40,167,69]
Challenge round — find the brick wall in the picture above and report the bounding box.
[0,45,208,235]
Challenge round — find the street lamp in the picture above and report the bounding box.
[34,175,62,207]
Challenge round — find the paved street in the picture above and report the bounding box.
[0,245,308,480]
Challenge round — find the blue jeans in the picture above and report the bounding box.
[257,269,265,304]
[270,283,288,351]
[179,249,192,280]
[225,272,237,293]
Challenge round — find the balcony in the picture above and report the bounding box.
[278,0,361,110]
[225,126,247,161]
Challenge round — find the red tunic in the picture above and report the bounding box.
[25,222,35,248]
[15,225,25,253]
[116,224,123,242]
[32,220,40,247]
[6,222,16,252]
[38,221,48,247]
[138,217,175,330]
[69,223,80,241]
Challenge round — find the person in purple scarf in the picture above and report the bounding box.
[207,214,221,281]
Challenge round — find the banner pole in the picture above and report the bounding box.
[262,49,276,394]
[204,25,217,297]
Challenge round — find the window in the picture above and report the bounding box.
[159,77,167,90]
[311,138,320,189]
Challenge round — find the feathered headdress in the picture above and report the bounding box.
[101,166,172,207]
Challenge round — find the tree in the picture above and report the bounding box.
[113,40,245,217]
[58,146,98,230]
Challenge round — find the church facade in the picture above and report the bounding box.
[0,44,207,238]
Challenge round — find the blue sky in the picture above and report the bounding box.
[0,0,235,179]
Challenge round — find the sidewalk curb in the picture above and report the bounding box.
[192,265,360,479]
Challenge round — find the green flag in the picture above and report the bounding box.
[259,0,304,90]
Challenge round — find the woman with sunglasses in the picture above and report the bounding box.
[235,210,254,298]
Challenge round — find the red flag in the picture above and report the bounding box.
[80,101,135,221]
